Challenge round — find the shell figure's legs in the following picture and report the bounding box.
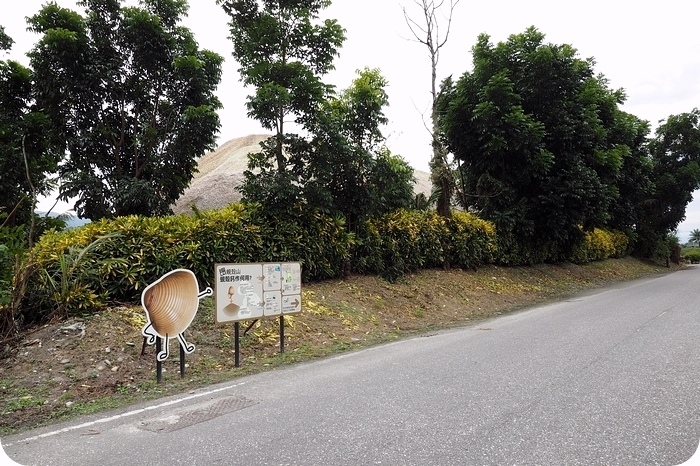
[177,333,195,354]
[157,334,170,362]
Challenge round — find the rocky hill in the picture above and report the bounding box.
[172,134,432,215]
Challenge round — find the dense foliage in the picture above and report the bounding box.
[26,0,223,220]
[10,203,630,325]
[220,0,344,188]
[302,68,415,231]
[353,209,497,281]
[21,204,351,322]
[636,110,700,256]
[438,27,697,259]
[0,27,60,228]
[222,3,414,229]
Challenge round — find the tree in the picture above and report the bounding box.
[219,0,344,180]
[0,26,60,227]
[603,111,654,241]
[27,0,223,220]
[689,228,700,247]
[304,68,414,231]
[402,0,459,217]
[636,109,700,256]
[222,2,413,225]
[438,28,638,260]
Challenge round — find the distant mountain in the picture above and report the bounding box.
[36,211,91,229]
[172,134,432,215]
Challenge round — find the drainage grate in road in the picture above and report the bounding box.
[139,395,259,433]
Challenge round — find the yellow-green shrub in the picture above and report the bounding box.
[22,203,353,323]
[569,228,630,263]
[353,209,497,281]
[446,211,497,269]
[683,250,700,264]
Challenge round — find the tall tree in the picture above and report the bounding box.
[402,0,459,217]
[0,26,60,227]
[219,0,344,179]
[603,110,653,244]
[636,109,700,256]
[27,0,223,220]
[438,27,636,261]
[305,68,414,231]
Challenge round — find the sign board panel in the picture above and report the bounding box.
[215,262,302,323]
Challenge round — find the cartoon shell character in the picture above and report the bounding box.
[141,269,213,361]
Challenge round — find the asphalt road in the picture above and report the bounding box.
[4,266,700,466]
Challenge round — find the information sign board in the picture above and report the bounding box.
[215,262,302,323]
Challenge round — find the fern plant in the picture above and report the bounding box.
[38,233,126,318]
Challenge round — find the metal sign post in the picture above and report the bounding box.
[234,321,240,368]
[180,342,186,379]
[280,315,285,354]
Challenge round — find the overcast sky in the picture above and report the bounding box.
[4,0,700,239]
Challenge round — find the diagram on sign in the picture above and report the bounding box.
[215,264,264,323]
[215,262,302,323]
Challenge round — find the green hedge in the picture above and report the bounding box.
[682,249,700,264]
[352,209,497,281]
[16,204,630,324]
[22,203,352,322]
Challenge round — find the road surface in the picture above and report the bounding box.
[4,266,700,465]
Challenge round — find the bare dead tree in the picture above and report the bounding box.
[402,0,460,218]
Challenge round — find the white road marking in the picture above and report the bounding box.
[2,381,247,448]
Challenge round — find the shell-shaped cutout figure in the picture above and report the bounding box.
[141,269,213,361]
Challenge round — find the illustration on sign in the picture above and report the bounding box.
[215,262,302,323]
[216,264,265,323]
[141,269,213,361]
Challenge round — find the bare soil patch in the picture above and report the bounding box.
[0,257,677,435]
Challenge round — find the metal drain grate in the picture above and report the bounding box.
[139,395,259,433]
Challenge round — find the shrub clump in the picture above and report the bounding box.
[353,209,497,281]
[569,228,629,264]
[20,203,353,324]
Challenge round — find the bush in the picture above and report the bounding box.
[20,203,354,324]
[569,228,630,264]
[446,211,498,269]
[16,202,631,325]
[353,209,497,281]
[683,250,700,264]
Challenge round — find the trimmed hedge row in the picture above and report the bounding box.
[353,209,496,280]
[24,204,351,322]
[18,204,629,323]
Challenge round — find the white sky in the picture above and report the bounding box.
[4,0,700,240]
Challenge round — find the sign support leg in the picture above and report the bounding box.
[180,341,185,379]
[156,338,163,384]
[234,321,240,368]
[280,315,285,354]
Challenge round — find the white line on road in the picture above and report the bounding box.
[2,381,247,448]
